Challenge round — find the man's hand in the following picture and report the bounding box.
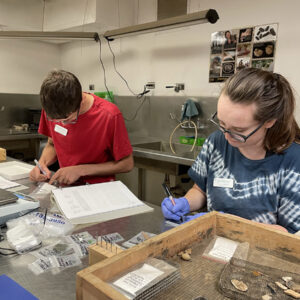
[29,165,51,182]
[49,166,81,185]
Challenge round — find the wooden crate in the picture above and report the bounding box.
[76,212,300,300]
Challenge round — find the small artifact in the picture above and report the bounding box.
[267,283,277,294]
[262,294,272,300]
[282,277,292,283]
[185,248,192,255]
[231,279,248,292]
[286,281,300,293]
[284,289,300,299]
[275,281,288,290]
[141,231,150,240]
[181,252,191,261]
[178,248,192,260]
[252,270,263,277]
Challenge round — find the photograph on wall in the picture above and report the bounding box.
[254,23,278,42]
[222,62,235,77]
[236,57,251,71]
[210,31,224,54]
[252,41,275,59]
[209,23,278,82]
[237,43,251,57]
[239,28,253,43]
[251,59,274,72]
[223,50,236,61]
[224,29,238,50]
[209,55,222,78]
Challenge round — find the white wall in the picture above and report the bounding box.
[60,0,300,122]
[0,40,60,94]
[0,0,300,120]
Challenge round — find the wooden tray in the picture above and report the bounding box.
[76,212,300,300]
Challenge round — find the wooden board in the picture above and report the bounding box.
[76,212,300,300]
[89,241,124,266]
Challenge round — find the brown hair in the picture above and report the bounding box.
[40,70,82,119]
[222,68,300,153]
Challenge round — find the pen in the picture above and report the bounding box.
[162,183,176,206]
[34,159,47,176]
[13,192,36,202]
[43,208,48,225]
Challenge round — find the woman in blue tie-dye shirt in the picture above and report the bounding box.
[162,68,300,234]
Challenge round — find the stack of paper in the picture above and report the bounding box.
[52,181,153,224]
[0,161,34,180]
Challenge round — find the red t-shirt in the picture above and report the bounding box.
[38,94,132,184]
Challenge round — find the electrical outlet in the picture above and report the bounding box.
[89,84,95,90]
[175,83,184,92]
[145,82,155,89]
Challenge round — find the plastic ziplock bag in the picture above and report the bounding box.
[6,212,74,239]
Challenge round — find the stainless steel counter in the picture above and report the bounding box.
[0,129,44,141]
[0,174,168,300]
[131,135,201,167]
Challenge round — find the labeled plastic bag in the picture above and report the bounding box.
[6,212,74,239]
[6,224,42,254]
[64,231,96,257]
[32,239,78,260]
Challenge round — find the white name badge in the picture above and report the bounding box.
[54,124,68,136]
[213,178,234,188]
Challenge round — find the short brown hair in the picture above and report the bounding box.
[222,68,300,153]
[40,70,82,119]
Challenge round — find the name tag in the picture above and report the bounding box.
[54,124,68,136]
[213,178,234,188]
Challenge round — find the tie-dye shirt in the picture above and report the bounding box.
[188,130,300,233]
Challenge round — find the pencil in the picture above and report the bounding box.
[162,183,176,206]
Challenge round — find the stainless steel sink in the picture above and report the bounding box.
[132,141,202,166]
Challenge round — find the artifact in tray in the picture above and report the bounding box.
[219,257,300,300]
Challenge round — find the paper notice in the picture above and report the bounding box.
[208,236,239,262]
[113,263,163,296]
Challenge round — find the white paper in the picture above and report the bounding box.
[208,236,239,262]
[0,175,20,189]
[113,264,163,296]
[0,161,34,180]
[53,181,145,219]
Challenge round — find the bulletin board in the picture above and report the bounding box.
[209,23,278,82]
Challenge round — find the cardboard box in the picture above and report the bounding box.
[77,212,300,300]
[0,148,6,162]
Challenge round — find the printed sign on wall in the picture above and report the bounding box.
[209,23,278,82]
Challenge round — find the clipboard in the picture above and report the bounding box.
[0,188,18,206]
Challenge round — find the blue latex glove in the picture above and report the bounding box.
[183,212,207,223]
[161,197,190,221]
[183,211,224,223]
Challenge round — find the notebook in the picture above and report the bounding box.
[52,181,153,224]
[0,188,18,206]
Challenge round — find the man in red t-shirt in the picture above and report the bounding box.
[29,70,133,185]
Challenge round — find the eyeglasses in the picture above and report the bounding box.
[209,112,263,143]
[47,109,79,125]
